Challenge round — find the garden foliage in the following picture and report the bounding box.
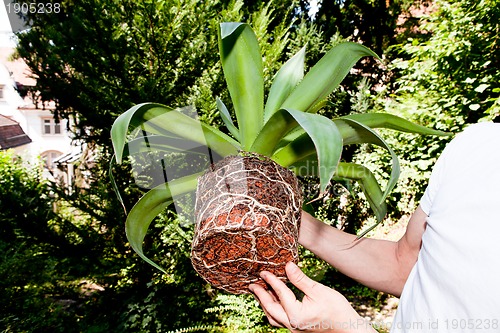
[361,0,500,216]
[2,0,496,331]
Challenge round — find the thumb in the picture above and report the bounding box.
[285,262,320,297]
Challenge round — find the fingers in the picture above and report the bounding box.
[285,261,320,297]
[251,264,322,330]
[249,283,288,328]
[252,264,366,333]
[260,269,299,309]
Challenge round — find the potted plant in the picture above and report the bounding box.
[110,22,446,294]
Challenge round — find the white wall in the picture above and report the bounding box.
[21,108,72,155]
[0,6,78,186]
[1,62,72,157]
[0,61,23,114]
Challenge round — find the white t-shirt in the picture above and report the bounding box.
[391,123,500,332]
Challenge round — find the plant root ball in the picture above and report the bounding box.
[191,153,302,294]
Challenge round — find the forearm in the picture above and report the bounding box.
[299,212,411,296]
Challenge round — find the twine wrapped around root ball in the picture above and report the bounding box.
[191,153,302,294]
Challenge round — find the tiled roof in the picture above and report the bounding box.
[0,114,31,149]
[0,46,54,111]
[0,47,36,86]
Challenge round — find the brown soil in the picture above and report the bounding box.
[191,153,302,294]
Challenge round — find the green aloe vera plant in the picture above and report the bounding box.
[110,22,447,292]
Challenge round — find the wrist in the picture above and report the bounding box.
[298,211,323,249]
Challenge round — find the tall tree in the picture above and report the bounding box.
[312,0,394,54]
[360,0,500,219]
[390,0,500,128]
[15,0,300,147]
[301,0,434,94]
[8,1,337,331]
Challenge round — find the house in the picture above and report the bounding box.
[0,114,32,149]
[0,6,79,187]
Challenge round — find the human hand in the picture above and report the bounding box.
[249,262,376,333]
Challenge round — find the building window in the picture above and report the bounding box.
[42,118,61,135]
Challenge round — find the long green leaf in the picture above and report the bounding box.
[334,118,400,202]
[272,133,314,167]
[264,46,306,122]
[338,113,451,144]
[216,97,240,141]
[109,154,126,212]
[251,108,298,155]
[138,110,239,154]
[336,162,387,224]
[281,42,377,112]
[271,109,343,193]
[111,103,239,163]
[126,173,200,273]
[123,135,213,158]
[219,22,264,149]
[289,157,387,227]
[273,127,309,152]
[253,107,343,193]
[282,113,450,148]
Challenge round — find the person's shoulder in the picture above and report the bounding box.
[437,122,499,163]
[451,122,500,145]
[461,122,500,136]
